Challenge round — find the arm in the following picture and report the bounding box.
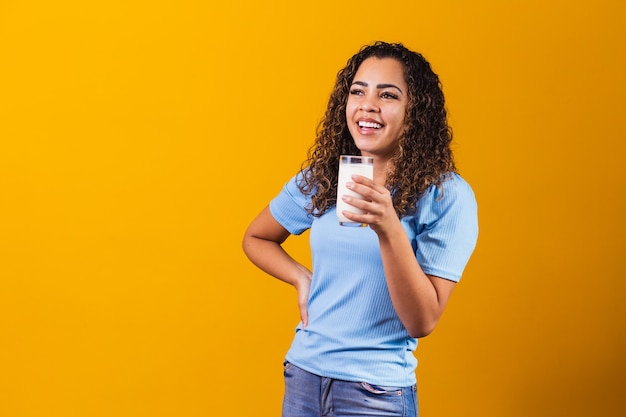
[242,206,312,327]
[376,221,456,338]
[341,176,456,338]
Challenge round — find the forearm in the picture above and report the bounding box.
[242,235,311,289]
[376,222,449,338]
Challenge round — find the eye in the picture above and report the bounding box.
[349,88,364,96]
[381,92,399,100]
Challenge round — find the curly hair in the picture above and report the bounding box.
[298,41,456,217]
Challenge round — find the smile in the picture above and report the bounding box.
[358,121,383,129]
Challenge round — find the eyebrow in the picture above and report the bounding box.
[352,80,404,94]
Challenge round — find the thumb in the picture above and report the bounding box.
[300,306,308,329]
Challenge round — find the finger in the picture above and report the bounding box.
[341,194,372,212]
[350,174,378,188]
[339,210,364,225]
[346,182,384,203]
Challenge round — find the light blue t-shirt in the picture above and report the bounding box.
[269,172,478,387]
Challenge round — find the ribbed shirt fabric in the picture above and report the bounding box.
[269,172,478,387]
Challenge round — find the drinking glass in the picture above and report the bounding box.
[336,155,374,226]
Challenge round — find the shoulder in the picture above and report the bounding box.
[269,172,314,235]
[410,173,479,282]
[429,172,475,201]
[419,173,476,209]
[412,173,477,225]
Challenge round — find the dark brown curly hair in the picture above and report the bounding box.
[298,41,456,217]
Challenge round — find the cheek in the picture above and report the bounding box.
[391,106,407,125]
[345,101,356,117]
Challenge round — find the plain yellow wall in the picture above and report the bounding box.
[1,1,624,416]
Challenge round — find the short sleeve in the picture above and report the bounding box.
[413,173,478,282]
[269,173,314,235]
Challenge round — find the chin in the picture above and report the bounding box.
[354,142,378,154]
[353,140,374,153]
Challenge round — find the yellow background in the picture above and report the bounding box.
[1,1,624,416]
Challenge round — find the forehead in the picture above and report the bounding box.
[353,57,406,85]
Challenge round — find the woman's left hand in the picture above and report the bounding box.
[341,174,399,235]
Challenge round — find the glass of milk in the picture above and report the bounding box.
[337,155,374,226]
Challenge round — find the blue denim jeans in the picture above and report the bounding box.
[282,362,418,417]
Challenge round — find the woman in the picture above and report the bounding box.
[242,41,478,417]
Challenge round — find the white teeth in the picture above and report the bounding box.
[358,121,382,129]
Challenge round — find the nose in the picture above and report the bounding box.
[360,96,380,112]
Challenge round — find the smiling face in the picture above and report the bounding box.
[346,57,408,162]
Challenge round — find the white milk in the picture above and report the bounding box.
[336,156,374,226]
